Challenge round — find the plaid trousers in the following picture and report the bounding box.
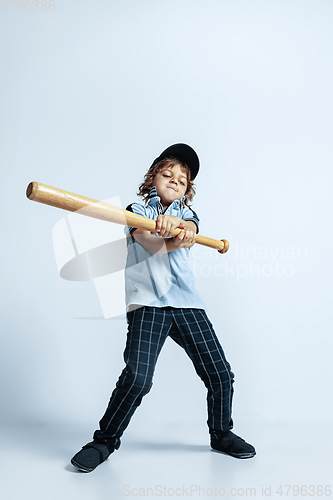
[94,306,234,447]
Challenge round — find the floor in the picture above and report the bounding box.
[0,421,331,500]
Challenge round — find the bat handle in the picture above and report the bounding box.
[218,239,229,254]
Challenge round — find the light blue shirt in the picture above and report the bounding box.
[124,186,206,312]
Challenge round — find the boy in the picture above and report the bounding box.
[71,143,256,472]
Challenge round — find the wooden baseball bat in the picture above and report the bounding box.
[26,182,229,253]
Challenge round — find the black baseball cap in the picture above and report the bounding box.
[150,143,200,180]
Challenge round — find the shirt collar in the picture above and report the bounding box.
[148,185,187,209]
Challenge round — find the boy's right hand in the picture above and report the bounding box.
[151,214,184,238]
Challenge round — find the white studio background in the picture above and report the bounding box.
[0,0,333,496]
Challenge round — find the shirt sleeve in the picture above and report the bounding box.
[124,203,148,237]
[181,206,200,234]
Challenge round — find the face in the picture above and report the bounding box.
[152,163,188,209]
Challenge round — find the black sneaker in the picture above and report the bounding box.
[71,440,119,473]
[211,430,256,459]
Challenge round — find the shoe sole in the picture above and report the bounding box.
[211,448,256,459]
[71,458,94,473]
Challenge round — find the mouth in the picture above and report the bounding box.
[167,186,177,192]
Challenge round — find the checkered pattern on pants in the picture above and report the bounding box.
[94,306,234,447]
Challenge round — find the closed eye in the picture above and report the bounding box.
[163,174,186,186]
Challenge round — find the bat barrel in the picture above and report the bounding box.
[26,181,132,225]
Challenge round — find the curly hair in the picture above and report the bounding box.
[137,157,196,207]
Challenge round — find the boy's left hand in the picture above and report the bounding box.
[151,215,185,238]
[172,227,197,249]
